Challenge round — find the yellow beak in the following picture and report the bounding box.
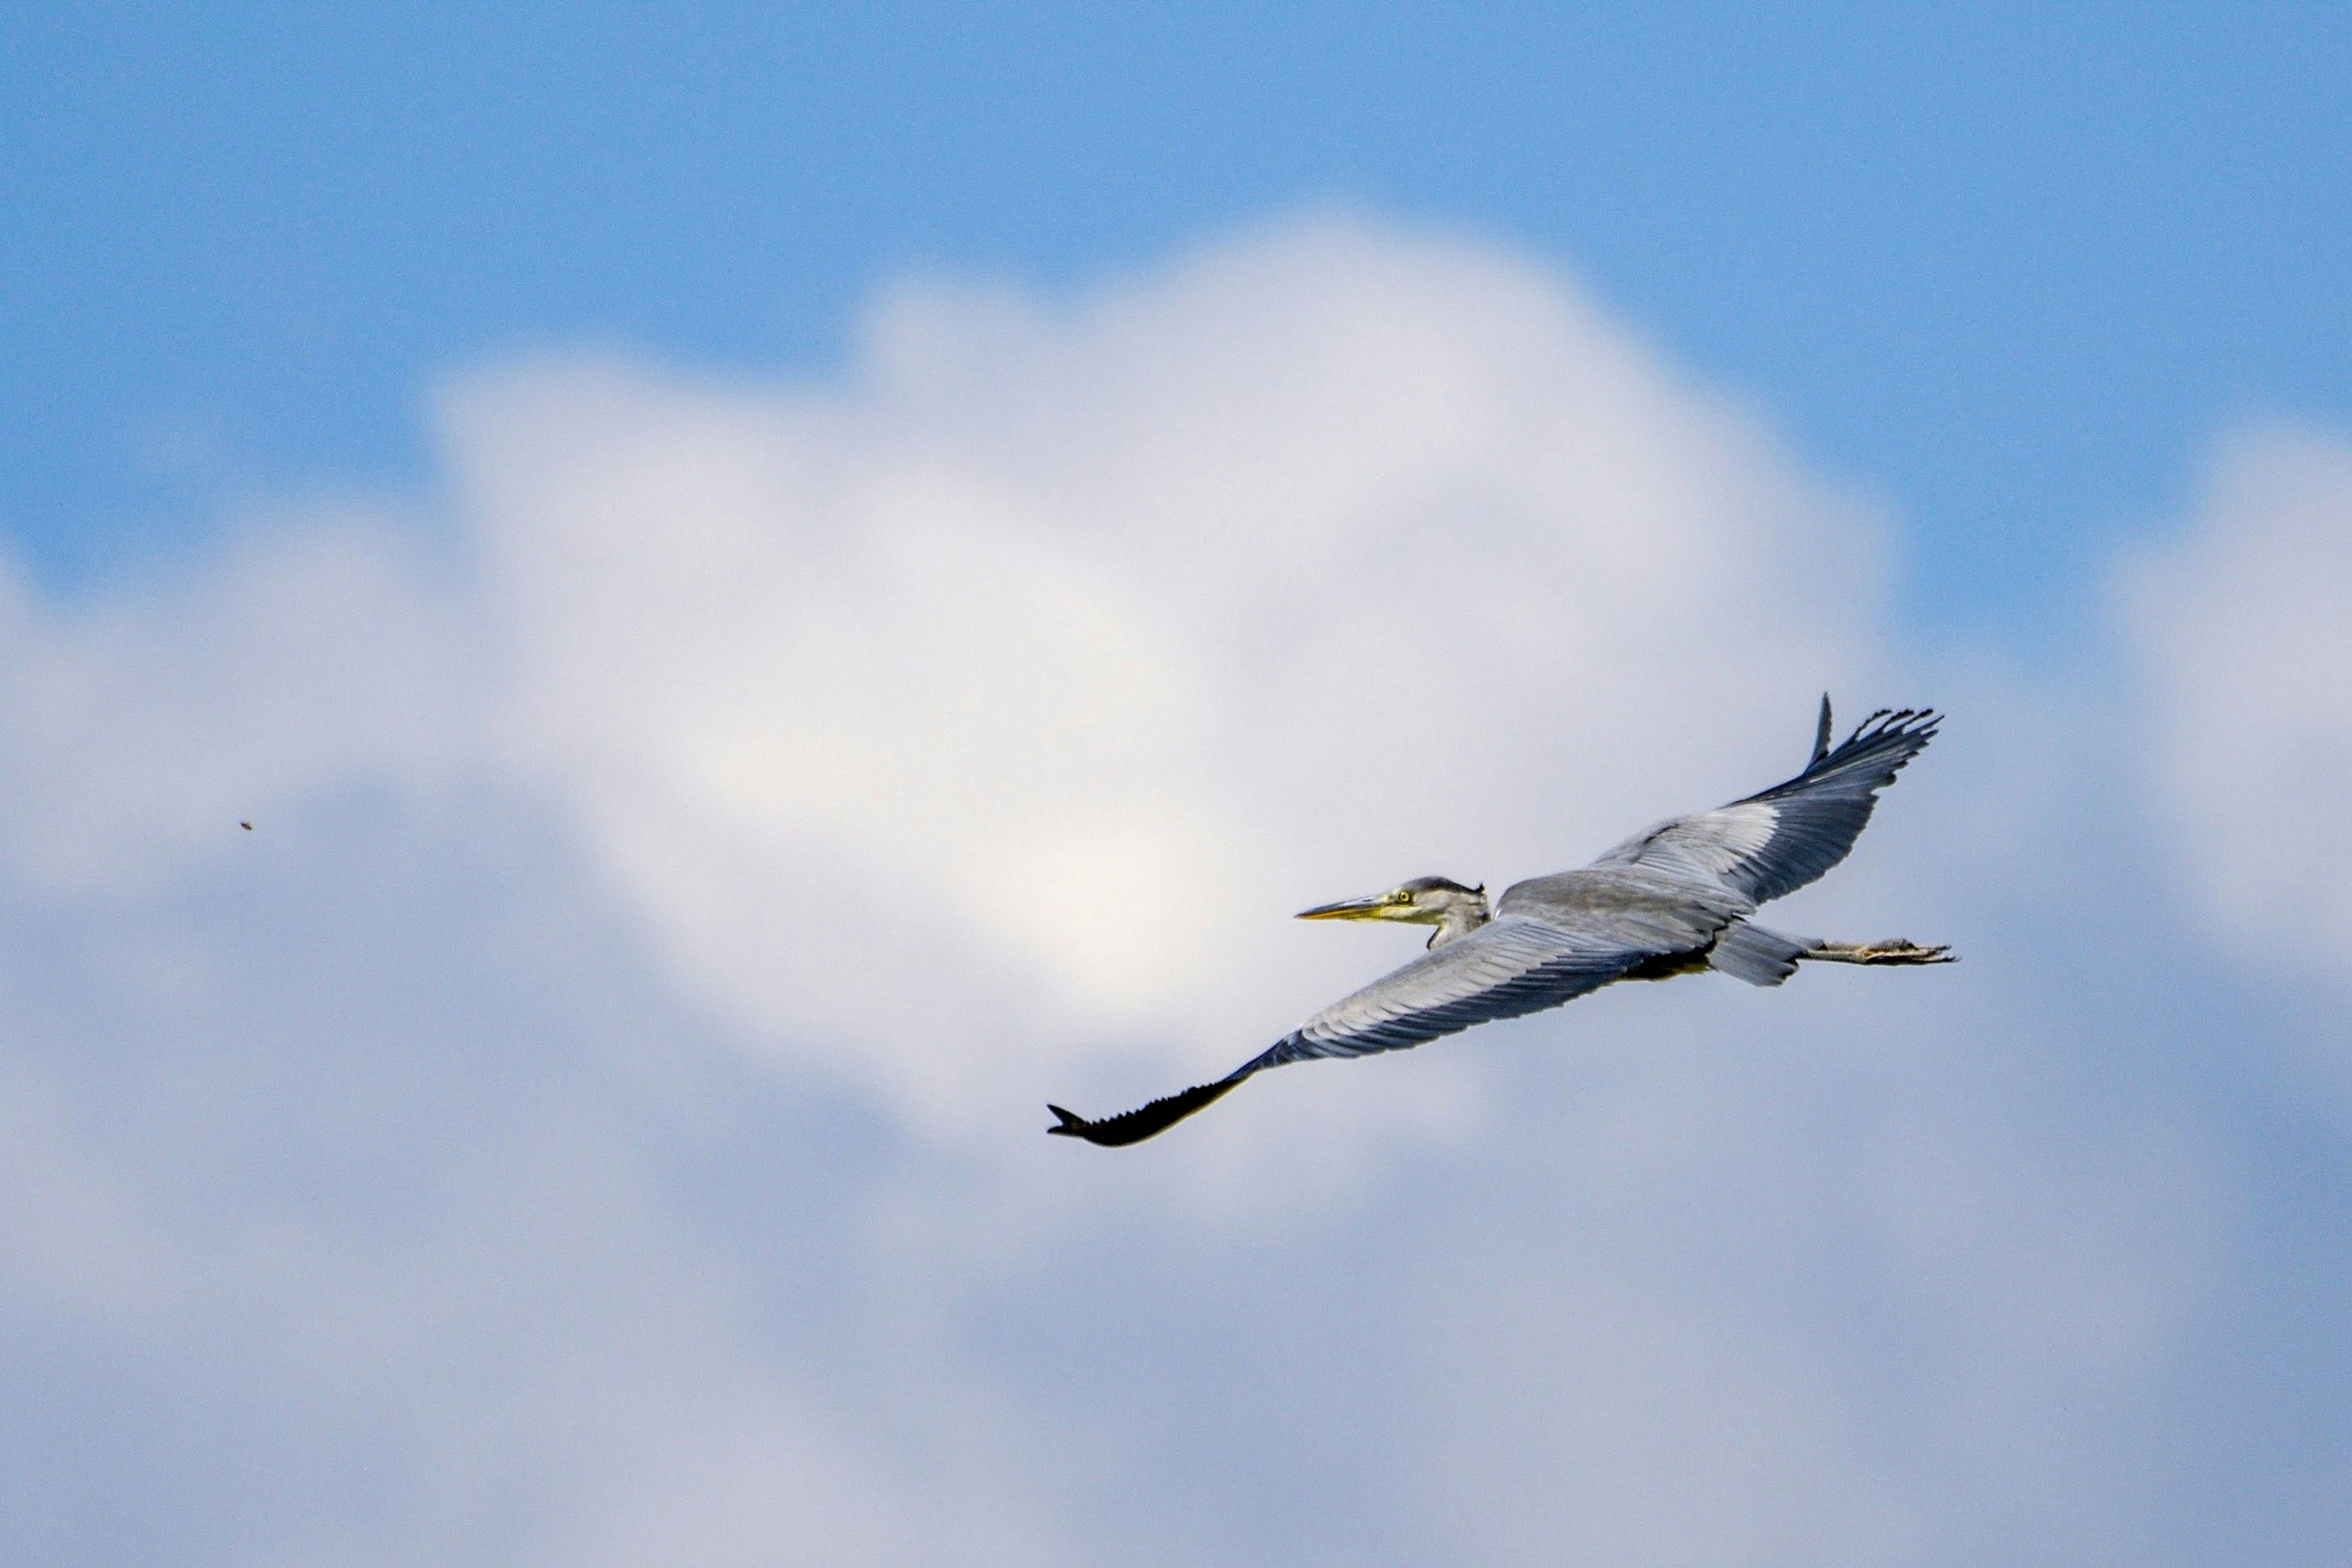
[1295,895,1395,921]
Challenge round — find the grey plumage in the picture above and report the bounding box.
[1047,698,1951,1147]
[1588,704,1937,903]
[1706,919,1815,986]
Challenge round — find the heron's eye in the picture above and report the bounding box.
[1391,888,1414,905]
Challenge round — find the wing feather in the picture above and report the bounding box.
[1267,914,1641,1064]
[1047,912,1690,1145]
[1591,705,1938,905]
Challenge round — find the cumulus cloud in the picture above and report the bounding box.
[0,217,2329,1565]
[3,218,1891,1157]
[434,221,1887,1152]
[2125,426,2352,968]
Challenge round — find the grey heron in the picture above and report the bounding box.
[1047,698,1951,1147]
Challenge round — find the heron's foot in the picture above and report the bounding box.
[1805,939,1955,965]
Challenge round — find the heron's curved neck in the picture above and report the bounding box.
[1426,893,1493,949]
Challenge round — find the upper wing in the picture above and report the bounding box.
[1047,912,1676,1146]
[1262,911,1656,1065]
[1589,701,1939,905]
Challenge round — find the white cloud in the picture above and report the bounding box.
[429,218,1885,1147]
[0,216,2321,1566]
[2125,426,2352,969]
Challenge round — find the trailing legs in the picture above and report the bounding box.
[1800,938,1954,965]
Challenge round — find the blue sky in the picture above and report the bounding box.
[6,9,2352,1566]
[7,4,2348,631]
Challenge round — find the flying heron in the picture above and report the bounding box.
[1047,698,1951,1147]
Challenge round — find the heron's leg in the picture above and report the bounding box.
[1801,939,1954,965]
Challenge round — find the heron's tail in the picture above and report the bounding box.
[1709,921,1815,987]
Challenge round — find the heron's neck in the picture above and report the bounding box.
[1425,894,1493,949]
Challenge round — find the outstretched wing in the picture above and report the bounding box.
[1590,700,1939,905]
[1268,912,1663,1063]
[1047,912,1681,1147]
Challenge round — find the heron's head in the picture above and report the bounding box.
[1296,875,1491,949]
